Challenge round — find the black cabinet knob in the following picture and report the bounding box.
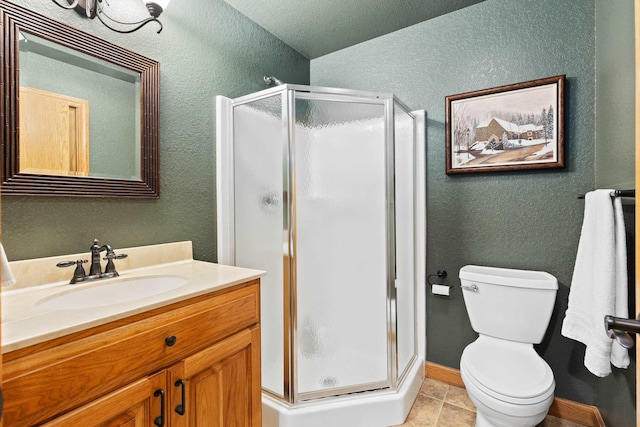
[165,336,177,347]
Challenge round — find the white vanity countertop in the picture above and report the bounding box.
[2,259,264,354]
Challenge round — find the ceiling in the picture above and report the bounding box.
[223,0,485,59]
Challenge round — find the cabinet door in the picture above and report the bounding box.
[169,327,261,427]
[42,371,166,427]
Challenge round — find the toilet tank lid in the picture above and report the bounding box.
[460,265,558,290]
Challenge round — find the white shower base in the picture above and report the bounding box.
[262,357,424,427]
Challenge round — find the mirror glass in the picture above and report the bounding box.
[0,0,160,198]
[19,32,141,180]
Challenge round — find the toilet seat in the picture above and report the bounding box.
[460,336,555,405]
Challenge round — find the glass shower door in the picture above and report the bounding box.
[232,93,287,399]
[293,95,392,400]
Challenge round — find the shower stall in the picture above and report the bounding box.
[216,84,425,427]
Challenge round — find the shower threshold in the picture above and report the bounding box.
[262,358,424,427]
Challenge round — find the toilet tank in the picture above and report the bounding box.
[459,265,558,344]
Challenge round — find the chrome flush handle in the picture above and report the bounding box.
[461,284,479,292]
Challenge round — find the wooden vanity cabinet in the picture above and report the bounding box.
[42,371,167,427]
[2,279,262,427]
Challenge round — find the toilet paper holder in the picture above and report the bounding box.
[428,270,451,296]
[427,270,447,285]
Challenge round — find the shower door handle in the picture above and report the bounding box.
[261,193,280,207]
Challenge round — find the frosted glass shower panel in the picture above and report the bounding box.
[394,103,417,378]
[294,97,390,396]
[233,95,286,397]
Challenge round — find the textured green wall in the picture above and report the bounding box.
[593,1,636,425]
[2,0,310,262]
[312,0,633,425]
[595,0,635,190]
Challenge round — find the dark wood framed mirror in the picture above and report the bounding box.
[0,0,159,198]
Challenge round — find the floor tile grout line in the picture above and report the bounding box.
[442,384,476,413]
[433,384,449,425]
[434,397,446,425]
[444,399,476,412]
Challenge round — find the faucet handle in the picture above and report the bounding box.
[56,259,88,284]
[103,252,128,260]
[56,259,87,268]
[103,252,127,275]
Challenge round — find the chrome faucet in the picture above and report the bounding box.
[57,239,128,284]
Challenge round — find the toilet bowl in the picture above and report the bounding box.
[460,336,555,427]
[459,265,558,427]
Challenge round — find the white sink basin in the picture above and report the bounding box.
[38,275,188,310]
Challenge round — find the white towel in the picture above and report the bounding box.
[561,189,630,377]
[0,243,16,287]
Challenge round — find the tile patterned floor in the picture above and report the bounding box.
[393,378,589,427]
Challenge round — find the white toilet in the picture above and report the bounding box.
[459,265,558,427]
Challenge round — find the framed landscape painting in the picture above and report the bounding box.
[445,75,565,174]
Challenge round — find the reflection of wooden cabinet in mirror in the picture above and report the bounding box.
[19,87,90,177]
[0,0,160,198]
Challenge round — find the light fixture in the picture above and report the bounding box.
[51,0,171,34]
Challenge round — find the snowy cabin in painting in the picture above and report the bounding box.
[475,118,543,143]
